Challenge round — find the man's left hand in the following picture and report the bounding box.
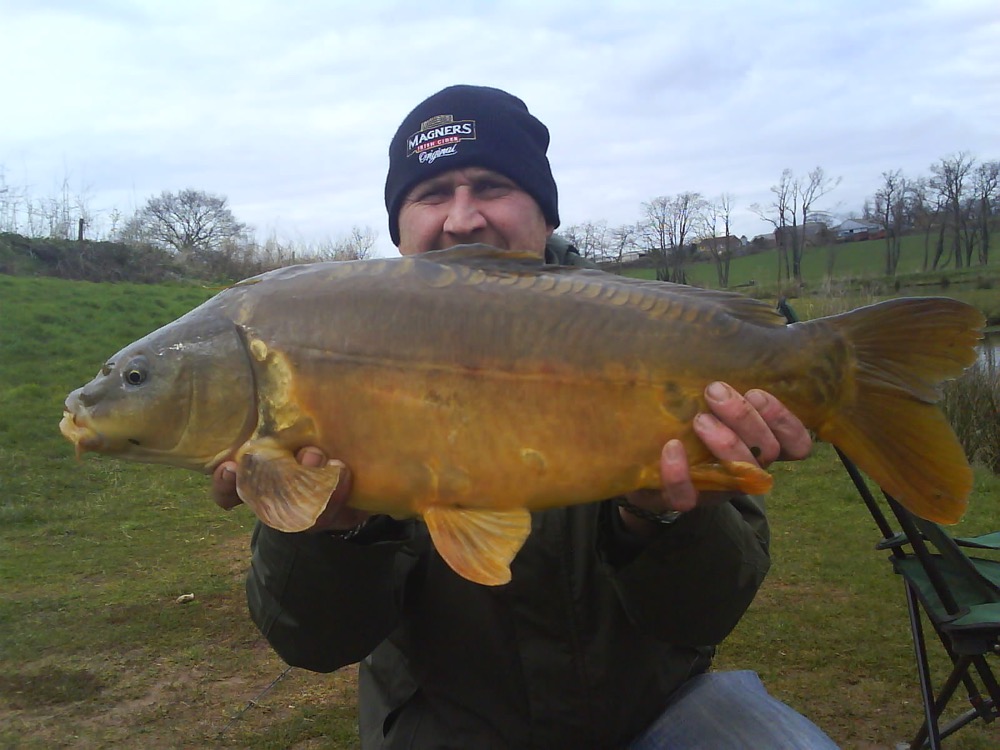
[619,381,811,534]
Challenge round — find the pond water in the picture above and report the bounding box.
[979,330,999,364]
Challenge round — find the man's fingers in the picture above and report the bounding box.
[659,439,698,512]
[211,461,242,510]
[693,412,773,466]
[292,448,368,532]
[702,382,813,467]
[701,382,779,465]
[309,462,364,531]
[296,446,329,468]
[744,389,812,461]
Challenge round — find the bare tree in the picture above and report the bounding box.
[115,212,155,248]
[640,193,705,283]
[971,160,999,265]
[0,168,98,240]
[793,167,840,281]
[930,153,975,269]
[751,169,795,282]
[319,225,378,261]
[699,193,736,287]
[0,167,28,233]
[752,167,838,283]
[570,220,610,262]
[907,178,935,271]
[639,196,672,281]
[561,221,610,262]
[608,223,638,269]
[873,169,908,276]
[137,189,247,257]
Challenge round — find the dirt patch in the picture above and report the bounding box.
[0,667,106,709]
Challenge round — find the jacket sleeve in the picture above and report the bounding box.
[599,495,770,647]
[246,518,421,673]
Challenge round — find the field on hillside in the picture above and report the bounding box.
[624,234,1000,300]
[2,272,999,748]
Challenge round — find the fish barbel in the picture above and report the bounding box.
[60,245,984,585]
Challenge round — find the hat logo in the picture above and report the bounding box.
[406,114,477,158]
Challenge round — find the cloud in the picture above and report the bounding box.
[1,0,997,255]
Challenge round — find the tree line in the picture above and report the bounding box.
[2,151,997,286]
[0,180,376,282]
[561,152,998,287]
[863,153,999,277]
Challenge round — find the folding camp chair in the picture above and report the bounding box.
[777,299,1000,748]
[836,452,1000,749]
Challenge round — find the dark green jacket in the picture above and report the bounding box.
[246,238,771,749]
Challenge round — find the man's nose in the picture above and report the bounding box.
[442,189,487,236]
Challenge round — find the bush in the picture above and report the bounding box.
[942,346,1000,473]
[0,233,181,283]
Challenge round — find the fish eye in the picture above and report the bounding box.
[122,357,149,387]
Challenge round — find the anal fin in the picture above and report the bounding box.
[689,460,773,495]
[423,506,532,586]
[236,438,346,532]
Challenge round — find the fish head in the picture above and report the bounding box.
[60,313,257,472]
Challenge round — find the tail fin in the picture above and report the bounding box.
[814,297,984,524]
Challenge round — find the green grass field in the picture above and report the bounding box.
[626,234,1000,303]
[685,233,978,289]
[1,263,999,748]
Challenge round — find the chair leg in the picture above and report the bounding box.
[906,585,942,750]
[928,656,976,744]
[971,653,1000,716]
[906,599,999,748]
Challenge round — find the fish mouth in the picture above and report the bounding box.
[59,411,105,458]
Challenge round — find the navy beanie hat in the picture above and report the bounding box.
[384,85,560,245]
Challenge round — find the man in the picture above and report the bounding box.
[213,85,837,749]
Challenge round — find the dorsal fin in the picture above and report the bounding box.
[423,243,785,329]
[619,279,788,328]
[519,266,789,329]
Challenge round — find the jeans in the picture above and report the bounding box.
[628,670,840,750]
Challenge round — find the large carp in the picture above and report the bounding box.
[61,245,984,585]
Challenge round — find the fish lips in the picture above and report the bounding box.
[59,410,106,458]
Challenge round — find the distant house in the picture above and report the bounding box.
[696,235,745,257]
[774,221,829,247]
[835,219,880,241]
[750,233,777,250]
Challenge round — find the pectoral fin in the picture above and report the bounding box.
[235,438,346,532]
[689,460,773,495]
[423,506,532,586]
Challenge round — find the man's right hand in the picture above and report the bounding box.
[211,447,370,532]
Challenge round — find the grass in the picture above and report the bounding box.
[718,449,1000,749]
[624,234,1000,314]
[2,270,999,748]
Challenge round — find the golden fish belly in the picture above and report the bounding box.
[292,357,723,516]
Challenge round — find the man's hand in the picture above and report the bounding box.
[211,447,369,532]
[620,382,811,535]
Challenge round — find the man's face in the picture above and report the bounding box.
[397,167,554,257]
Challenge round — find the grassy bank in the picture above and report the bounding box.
[1,273,998,748]
[624,234,1000,309]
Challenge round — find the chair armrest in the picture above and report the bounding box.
[955,531,1000,550]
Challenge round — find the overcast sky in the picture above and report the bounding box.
[2,0,997,257]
